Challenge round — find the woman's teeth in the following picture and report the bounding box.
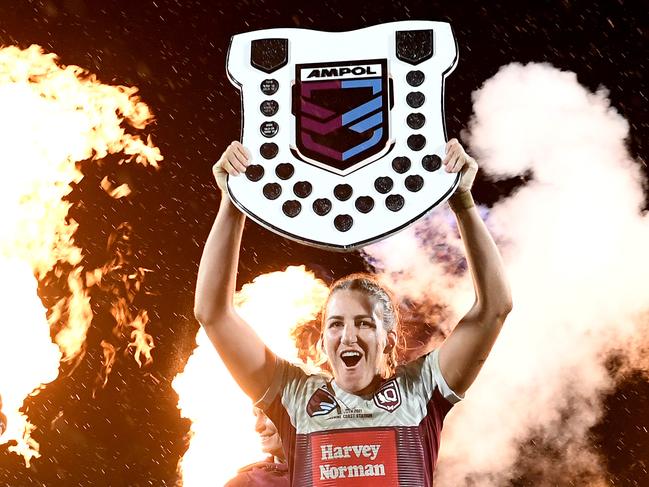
[341,351,362,367]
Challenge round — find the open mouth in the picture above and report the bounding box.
[340,350,362,368]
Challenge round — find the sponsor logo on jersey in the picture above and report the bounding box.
[373,379,401,413]
[310,429,398,486]
[307,386,340,417]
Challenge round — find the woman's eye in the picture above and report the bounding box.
[329,321,343,328]
[359,320,374,328]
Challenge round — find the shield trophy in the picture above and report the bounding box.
[226,21,459,250]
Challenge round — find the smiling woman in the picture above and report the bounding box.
[321,276,399,396]
[194,139,512,486]
[225,408,288,486]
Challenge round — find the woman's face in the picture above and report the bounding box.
[253,407,283,459]
[323,289,395,395]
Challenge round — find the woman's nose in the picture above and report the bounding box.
[254,414,265,433]
[341,323,358,345]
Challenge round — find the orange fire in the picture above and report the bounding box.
[173,265,329,486]
[0,45,161,465]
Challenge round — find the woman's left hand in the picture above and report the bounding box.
[443,138,479,194]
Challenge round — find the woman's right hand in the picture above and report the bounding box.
[213,141,251,194]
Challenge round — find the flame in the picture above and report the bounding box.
[0,44,161,464]
[127,310,154,367]
[100,176,132,198]
[97,340,117,392]
[173,265,329,486]
[51,267,93,362]
[0,259,61,465]
[87,223,155,387]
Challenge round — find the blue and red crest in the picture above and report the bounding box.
[294,59,390,174]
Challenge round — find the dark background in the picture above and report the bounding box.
[0,0,647,485]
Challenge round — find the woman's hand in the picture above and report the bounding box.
[213,141,251,193]
[443,138,478,194]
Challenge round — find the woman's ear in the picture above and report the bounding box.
[384,330,397,353]
[316,335,327,357]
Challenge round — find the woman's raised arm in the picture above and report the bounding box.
[438,139,513,396]
[194,141,277,401]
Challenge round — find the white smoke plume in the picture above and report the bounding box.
[363,63,649,485]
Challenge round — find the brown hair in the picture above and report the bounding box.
[320,273,402,377]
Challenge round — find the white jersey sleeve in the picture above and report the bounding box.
[400,348,464,405]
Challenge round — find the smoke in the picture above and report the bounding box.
[363,63,649,485]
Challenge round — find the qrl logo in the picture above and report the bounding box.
[373,379,401,413]
[293,58,390,175]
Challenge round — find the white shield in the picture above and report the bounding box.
[226,21,459,250]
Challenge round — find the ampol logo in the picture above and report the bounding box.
[293,58,390,174]
[373,379,401,412]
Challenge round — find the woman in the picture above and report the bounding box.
[195,139,512,486]
[225,408,289,487]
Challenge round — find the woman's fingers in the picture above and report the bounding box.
[444,138,460,158]
[228,154,247,174]
[443,140,459,164]
[215,156,239,176]
[444,149,463,173]
[449,152,466,173]
[225,142,250,174]
[231,144,249,167]
[215,161,232,177]
[444,139,473,173]
[445,137,459,150]
[212,141,253,194]
[223,158,241,176]
[216,143,250,177]
[444,139,478,192]
[233,141,251,160]
[231,141,251,163]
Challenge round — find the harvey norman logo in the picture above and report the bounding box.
[319,443,384,480]
[300,62,383,81]
[310,429,398,485]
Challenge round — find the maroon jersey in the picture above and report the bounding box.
[225,459,289,487]
[257,349,461,486]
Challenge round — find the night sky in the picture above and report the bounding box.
[1,0,648,485]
